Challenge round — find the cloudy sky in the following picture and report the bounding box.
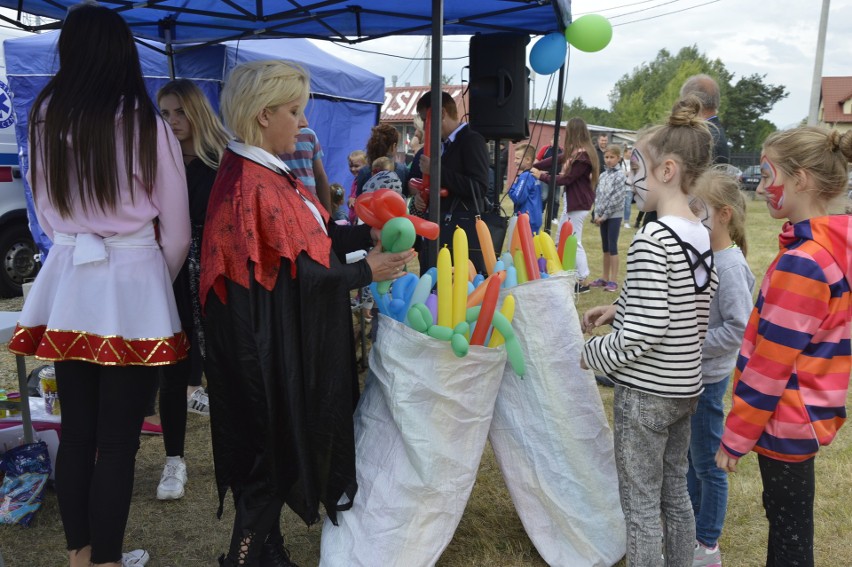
[311,0,852,129]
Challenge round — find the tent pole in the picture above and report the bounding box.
[544,62,566,234]
[427,0,444,264]
[164,27,175,80]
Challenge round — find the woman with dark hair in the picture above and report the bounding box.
[354,123,408,197]
[9,4,190,566]
[531,117,600,292]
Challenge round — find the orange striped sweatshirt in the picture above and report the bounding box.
[720,215,852,462]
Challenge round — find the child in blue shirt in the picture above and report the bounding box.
[508,143,543,233]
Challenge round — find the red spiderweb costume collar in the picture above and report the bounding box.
[200,149,331,306]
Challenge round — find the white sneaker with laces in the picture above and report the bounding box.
[187,387,210,415]
[122,549,150,566]
[157,458,187,500]
[693,540,722,567]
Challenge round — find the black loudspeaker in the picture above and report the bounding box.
[469,33,530,141]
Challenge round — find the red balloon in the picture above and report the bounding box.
[374,189,408,218]
[354,193,384,228]
[469,275,501,346]
[407,215,440,240]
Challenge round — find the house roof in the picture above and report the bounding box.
[821,76,852,124]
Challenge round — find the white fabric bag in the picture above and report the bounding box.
[489,272,626,566]
[320,315,507,567]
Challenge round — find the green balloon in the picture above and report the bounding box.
[451,333,469,358]
[565,14,612,53]
[381,216,417,252]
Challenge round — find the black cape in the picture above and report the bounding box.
[204,222,372,526]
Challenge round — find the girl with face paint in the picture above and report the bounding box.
[717,126,852,567]
[686,169,755,564]
[581,96,718,567]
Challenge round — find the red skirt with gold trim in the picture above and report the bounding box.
[8,228,188,366]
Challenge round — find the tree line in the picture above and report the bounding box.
[535,46,789,152]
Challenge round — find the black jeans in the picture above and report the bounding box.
[759,454,815,567]
[54,361,157,564]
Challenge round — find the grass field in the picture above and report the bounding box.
[0,195,850,566]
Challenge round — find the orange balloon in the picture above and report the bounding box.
[466,271,506,308]
[476,217,497,275]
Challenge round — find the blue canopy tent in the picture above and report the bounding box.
[0,0,574,250]
[3,31,385,255]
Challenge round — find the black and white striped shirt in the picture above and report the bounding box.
[583,219,718,398]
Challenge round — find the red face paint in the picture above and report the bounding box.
[760,155,784,210]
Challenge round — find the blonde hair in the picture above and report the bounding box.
[604,145,623,159]
[762,126,852,204]
[348,149,367,164]
[636,96,712,194]
[220,60,309,147]
[372,156,393,172]
[157,79,231,170]
[693,167,749,257]
[514,143,536,164]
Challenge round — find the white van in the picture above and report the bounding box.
[0,27,40,297]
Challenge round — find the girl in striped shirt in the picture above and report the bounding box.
[716,126,852,567]
[581,96,718,567]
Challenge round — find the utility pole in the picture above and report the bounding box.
[423,36,431,86]
[807,0,830,125]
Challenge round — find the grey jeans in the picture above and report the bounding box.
[614,385,698,567]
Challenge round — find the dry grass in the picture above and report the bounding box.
[1,196,850,566]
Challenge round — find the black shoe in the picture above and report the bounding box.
[260,540,298,567]
[575,283,590,294]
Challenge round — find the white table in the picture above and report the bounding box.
[0,311,33,444]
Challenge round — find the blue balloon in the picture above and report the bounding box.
[529,32,567,75]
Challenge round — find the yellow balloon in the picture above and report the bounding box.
[539,232,561,266]
[437,246,453,327]
[532,234,543,260]
[452,227,469,328]
[488,295,516,347]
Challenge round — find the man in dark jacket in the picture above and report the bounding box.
[680,74,731,164]
[413,91,491,273]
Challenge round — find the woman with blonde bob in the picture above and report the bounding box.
[200,60,415,566]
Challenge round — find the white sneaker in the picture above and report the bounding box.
[624,222,631,228]
[156,458,187,500]
[693,540,722,566]
[187,387,210,415]
[122,549,150,566]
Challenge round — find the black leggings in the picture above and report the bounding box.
[759,455,815,567]
[54,361,158,564]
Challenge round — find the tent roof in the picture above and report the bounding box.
[0,1,570,45]
[4,31,384,104]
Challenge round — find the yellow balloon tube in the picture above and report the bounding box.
[488,294,516,347]
[452,227,469,328]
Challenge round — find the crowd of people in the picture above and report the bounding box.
[5,4,852,567]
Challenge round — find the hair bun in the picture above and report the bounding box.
[668,95,702,128]
[827,130,841,152]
